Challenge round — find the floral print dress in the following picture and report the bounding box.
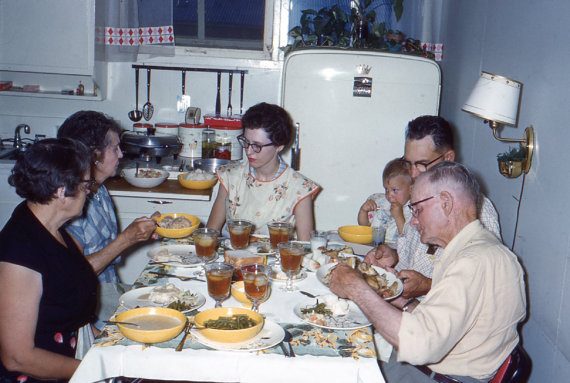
[217,161,320,235]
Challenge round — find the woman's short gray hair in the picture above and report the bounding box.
[421,161,481,207]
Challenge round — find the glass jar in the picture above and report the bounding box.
[215,136,232,160]
[201,127,216,159]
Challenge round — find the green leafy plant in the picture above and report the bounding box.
[497,146,526,162]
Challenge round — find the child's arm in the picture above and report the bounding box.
[390,203,406,234]
[358,199,378,226]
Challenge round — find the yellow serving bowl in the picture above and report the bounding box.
[154,213,200,238]
[231,281,250,304]
[338,225,373,244]
[193,307,264,343]
[115,307,187,344]
[177,174,218,190]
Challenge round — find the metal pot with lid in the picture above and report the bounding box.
[121,130,182,162]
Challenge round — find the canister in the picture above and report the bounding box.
[178,123,204,158]
[133,123,153,133]
[212,125,243,160]
[154,122,179,136]
[215,135,232,160]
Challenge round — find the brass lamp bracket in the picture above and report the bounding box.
[486,120,534,174]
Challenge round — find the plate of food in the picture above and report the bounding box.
[294,294,371,330]
[120,284,205,314]
[191,318,284,352]
[148,245,207,267]
[222,238,275,256]
[317,260,403,301]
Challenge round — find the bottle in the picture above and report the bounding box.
[215,135,231,160]
[76,81,84,96]
[201,127,216,159]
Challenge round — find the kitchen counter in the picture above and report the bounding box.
[105,176,213,201]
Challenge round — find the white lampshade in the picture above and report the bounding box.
[462,72,522,126]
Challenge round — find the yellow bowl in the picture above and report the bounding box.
[194,307,264,343]
[231,281,250,304]
[115,307,187,344]
[338,225,373,244]
[154,213,200,238]
[178,174,218,190]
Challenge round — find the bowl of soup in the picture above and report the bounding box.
[115,307,187,344]
[154,213,201,238]
[193,307,263,343]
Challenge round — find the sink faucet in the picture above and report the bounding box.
[14,124,31,149]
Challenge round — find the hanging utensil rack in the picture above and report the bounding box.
[131,64,246,76]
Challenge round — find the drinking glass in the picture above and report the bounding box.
[193,228,220,276]
[240,264,270,312]
[267,222,293,250]
[204,262,234,308]
[310,230,328,253]
[278,241,305,292]
[228,219,253,249]
[372,226,386,247]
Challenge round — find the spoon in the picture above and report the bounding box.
[283,329,296,357]
[104,320,140,328]
[227,72,233,116]
[142,69,154,121]
[128,68,143,122]
[175,320,193,351]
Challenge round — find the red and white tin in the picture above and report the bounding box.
[154,122,179,136]
[133,123,153,133]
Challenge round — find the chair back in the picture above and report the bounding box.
[490,344,531,383]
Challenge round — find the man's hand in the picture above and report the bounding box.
[398,269,432,299]
[123,217,157,244]
[329,263,367,300]
[364,245,398,268]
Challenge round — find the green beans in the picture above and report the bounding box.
[204,314,257,330]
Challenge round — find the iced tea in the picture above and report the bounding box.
[243,274,269,300]
[279,247,304,272]
[195,234,217,259]
[206,268,233,299]
[228,220,253,249]
[268,222,292,249]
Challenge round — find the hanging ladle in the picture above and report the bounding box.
[142,69,154,121]
[128,68,143,122]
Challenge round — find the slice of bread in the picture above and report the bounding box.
[224,250,266,267]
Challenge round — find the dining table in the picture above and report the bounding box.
[70,236,386,383]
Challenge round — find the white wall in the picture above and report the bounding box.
[0,59,282,140]
[439,1,570,381]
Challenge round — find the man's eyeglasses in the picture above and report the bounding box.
[408,194,440,217]
[401,153,445,172]
[237,135,274,153]
[80,179,97,192]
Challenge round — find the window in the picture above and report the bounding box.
[173,0,269,51]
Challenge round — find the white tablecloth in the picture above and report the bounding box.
[71,245,384,383]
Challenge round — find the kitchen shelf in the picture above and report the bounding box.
[0,89,102,101]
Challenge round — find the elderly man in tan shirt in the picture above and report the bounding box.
[330,161,526,383]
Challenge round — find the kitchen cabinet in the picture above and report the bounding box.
[108,180,217,284]
[0,0,95,75]
[0,161,22,228]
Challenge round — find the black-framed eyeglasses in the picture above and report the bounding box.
[408,194,440,217]
[80,179,97,192]
[237,135,274,153]
[401,153,445,172]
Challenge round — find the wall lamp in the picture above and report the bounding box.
[461,71,535,178]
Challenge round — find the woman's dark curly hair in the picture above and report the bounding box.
[9,138,91,204]
[241,103,294,147]
[57,110,122,160]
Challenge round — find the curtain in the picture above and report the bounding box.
[96,0,174,62]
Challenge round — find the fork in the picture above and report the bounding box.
[149,271,205,282]
[175,320,193,351]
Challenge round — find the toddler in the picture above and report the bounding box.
[357,158,413,243]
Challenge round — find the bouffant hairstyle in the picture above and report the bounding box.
[57,110,122,160]
[382,158,412,184]
[241,103,294,147]
[9,138,91,204]
[406,115,454,152]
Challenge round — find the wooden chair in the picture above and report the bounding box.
[490,344,531,383]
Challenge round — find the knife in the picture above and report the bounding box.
[291,122,301,170]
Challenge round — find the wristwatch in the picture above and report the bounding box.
[402,298,418,313]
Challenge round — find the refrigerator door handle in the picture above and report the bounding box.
[291,122,301,171]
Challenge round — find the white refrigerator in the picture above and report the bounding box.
[280,49,441,231]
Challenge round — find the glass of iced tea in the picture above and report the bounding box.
[267,222,293,250]
[228,219,253,250]
[278,241,305,292]
[192,228,220,276]
[241,264,270,312]
[204,262,234,307]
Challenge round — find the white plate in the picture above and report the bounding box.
[316,262,403,301]
[191,318,285,352]
[294,299,371,330]
[119,286,206,313]
[269,265,308,283]
[148,245,207,268]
